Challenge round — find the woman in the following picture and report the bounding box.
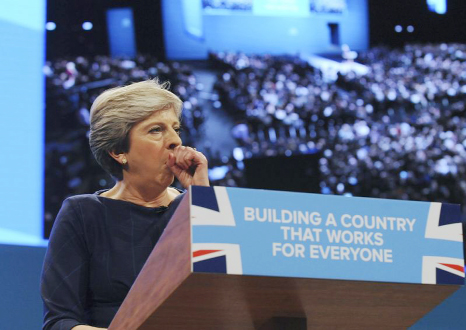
[41,79,209,330]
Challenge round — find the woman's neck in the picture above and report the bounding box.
[101,180,175,208]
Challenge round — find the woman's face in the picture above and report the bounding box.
[124,107,182,188]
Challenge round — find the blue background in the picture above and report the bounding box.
[0,1,47,328]
[0,0,45,246]
[192,187,462,284]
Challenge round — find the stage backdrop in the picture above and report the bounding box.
[163,0,369,59]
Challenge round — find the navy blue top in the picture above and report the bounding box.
[40,190,185,330]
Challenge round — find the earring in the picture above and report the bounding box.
[122,158,127,165]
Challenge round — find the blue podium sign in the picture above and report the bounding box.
[190,186,464,285]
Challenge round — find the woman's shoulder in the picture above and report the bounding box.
[57,192,109,222]
[64,191,106,207]
[50,193,107,242]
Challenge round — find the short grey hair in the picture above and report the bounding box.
[89,79,183,181]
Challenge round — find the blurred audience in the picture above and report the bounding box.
[211,44,466,215]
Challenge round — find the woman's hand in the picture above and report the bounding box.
[167,146,209,188]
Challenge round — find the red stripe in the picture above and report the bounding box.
[440,263,464,273]
[193,249,222,258]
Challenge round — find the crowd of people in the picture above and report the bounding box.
[44,55,205,237]
[211,44,466,215]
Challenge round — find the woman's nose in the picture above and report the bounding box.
[167,129,182,150]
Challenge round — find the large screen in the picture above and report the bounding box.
[0,0,46,245]
[41,0,466,243]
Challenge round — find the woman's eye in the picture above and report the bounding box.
[149,127,162,133]
[174,127,182,135]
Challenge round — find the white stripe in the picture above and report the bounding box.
[191,186,236,226]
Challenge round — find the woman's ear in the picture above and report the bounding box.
[109,151,127,165]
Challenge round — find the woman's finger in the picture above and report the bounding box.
[169,146,209,187]
[167,153,182,176]
[175,146,198,170]
[172,146,188,170]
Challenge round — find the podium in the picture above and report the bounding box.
[109,187,464,329]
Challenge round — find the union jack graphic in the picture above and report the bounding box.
[422,203,464,284]
[425,202,462,242]
[190,186,243,274]
[190,186,235,226]
[192,243,243,274]
[422,256,464,285]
